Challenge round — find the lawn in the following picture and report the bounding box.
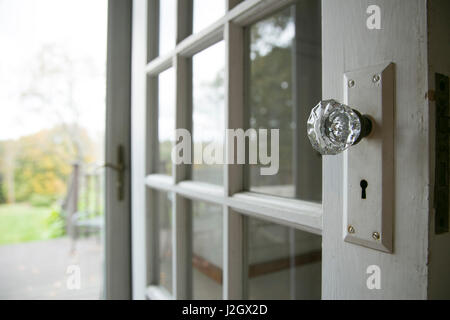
[0,203,59,245]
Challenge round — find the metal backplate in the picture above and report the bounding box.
[343,62,395,253]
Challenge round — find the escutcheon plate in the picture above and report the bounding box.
[343,62,395,253]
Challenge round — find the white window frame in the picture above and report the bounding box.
[131,0,323,300]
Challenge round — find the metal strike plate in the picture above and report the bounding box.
[343,62,395,253]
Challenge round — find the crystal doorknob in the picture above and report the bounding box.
[307,99,372,155]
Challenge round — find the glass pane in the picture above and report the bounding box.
[192,42,225,185]
[0,0,107,299]
[157,191,173,293]
[247,2,322,201]
[247,217,322,300]
[192,201,222,299]
[193,0,225,34]
[157,68,175,175]
[159,0,176,56]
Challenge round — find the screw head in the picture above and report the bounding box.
[348,225,355,234]
[372,232,380,240]
[348,79,355,88]
[372,74,381,83]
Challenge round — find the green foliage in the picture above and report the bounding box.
[29,194,57,207]
[0,204,66,244]
[158,140,173,175]
[13,127,74,201]
[44,208,66,239]
[77,175,104,217]
[0,178,5,204]
[249,34,293,186]
[0,125,97,203]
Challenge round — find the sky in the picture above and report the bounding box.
[0,0,107,141]
[0,0,289,144]
[158,0,226,143]
[0,0,225,143]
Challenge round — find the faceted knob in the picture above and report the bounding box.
[307,99,372,155]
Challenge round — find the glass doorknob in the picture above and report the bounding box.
[307,99,372,155]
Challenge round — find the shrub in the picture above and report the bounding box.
[44,208,66,238]
[29,194,57,207]
[0,180,5,204]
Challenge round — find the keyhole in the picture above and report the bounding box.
[360,180,368,199]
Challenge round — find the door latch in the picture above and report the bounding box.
[103,145,125,201]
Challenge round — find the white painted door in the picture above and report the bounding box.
[321,0,435,299]
[130,0,441,300]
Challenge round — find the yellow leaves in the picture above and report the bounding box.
[1,126,96,201]
[27,167,67,196]
[23,167,33,179]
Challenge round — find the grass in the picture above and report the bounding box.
[0,203,57,245]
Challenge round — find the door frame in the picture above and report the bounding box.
[105,0,132,300]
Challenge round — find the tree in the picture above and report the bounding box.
[1,141,17,203]
[20,44,101,163]
[1,126,96,203]
[248,8,294,187]
[0,44,103,203]
[0,142,6,203]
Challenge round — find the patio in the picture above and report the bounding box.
[0,237,102,300]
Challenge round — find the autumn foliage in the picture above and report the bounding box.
[0,125,96,204]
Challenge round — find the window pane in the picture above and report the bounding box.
[247,2,322,201]
[157,68,175,175]
[157,191,173,294]
[159,0,176,56]
[193,0,225,34]
[192,201,222,299]
[192,42,225,185]
[247,217,321,300]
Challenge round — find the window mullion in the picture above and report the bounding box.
[171,0,193,300]
[176,0,193,44]
[172,54,193,299]
[145,0,160,289]
[223,21,245,300]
